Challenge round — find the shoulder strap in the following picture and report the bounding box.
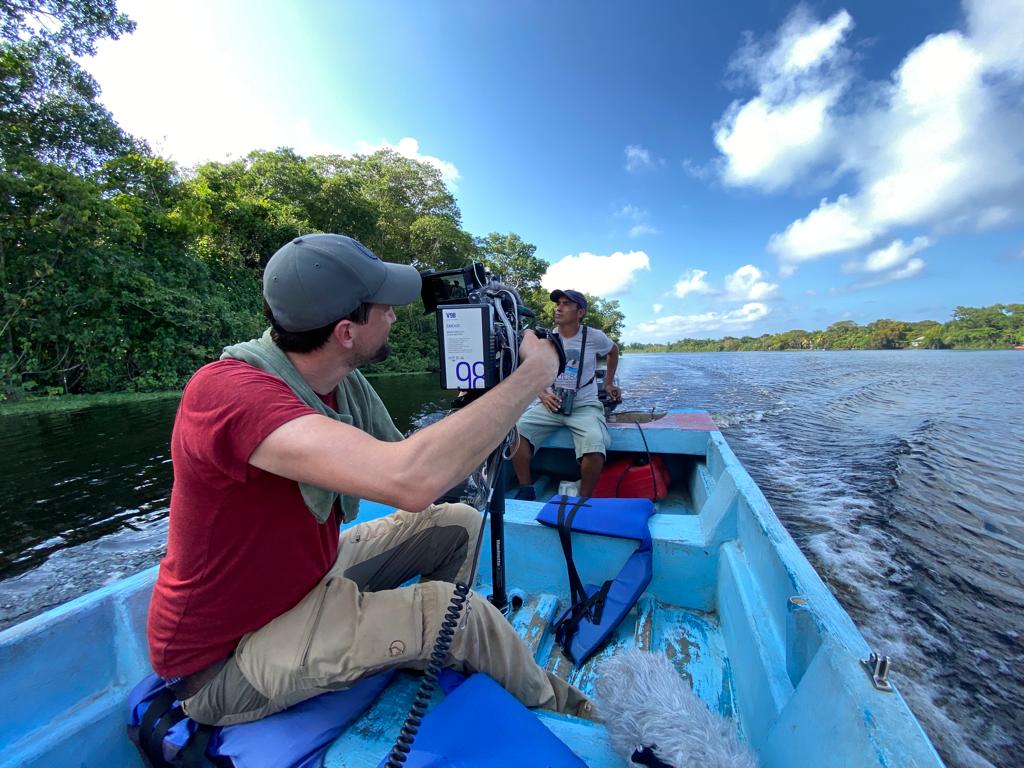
[554,496,590,607]
[575,326,588,388]
[551,495,613,660]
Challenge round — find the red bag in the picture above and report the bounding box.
[592,454,669,500]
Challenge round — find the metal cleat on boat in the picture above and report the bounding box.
[861,651,894,692]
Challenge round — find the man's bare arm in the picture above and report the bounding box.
[250,335,558,511]
[604,344,621,399]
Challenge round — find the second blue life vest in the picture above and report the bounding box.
[127,669,394,768]
[536,495,655,665]
[383,672,586,767]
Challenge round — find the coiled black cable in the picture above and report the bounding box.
[384,444,502,766]
[385,579,471,766]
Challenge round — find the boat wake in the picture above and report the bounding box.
[622,351,1022,768]
[0,512,168,632]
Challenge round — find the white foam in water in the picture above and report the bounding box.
[727,419,1002,768]
[0,515,168,630]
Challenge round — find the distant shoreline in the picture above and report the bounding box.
[622,347,1017,353]
[0,374,438,415]
[2,346,1018,413]
[0,391,181,418]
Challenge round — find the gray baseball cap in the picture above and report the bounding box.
[263,234,421,332]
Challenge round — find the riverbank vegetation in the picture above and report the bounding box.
[0,1,623,401]
[624,304,1024,352]
[0,391,181,418]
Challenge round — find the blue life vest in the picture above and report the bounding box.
[127,670,393,768]
[381,672,586,767]
[536,495,655,665]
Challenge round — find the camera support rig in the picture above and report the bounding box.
[420,264,565,611]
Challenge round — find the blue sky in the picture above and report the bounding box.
[86,0,1024,343]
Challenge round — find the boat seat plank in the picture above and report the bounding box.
[536,411,714,456]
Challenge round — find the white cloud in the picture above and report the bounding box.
[354,137,460,186]
[616,204,659,237]
[769,195,878,263]
[542,251,650,297]
[629,223,659,237]
[714,9,853,191]
[977,205,1014,229]
[724,264,779,300]
[715,90,842,190]
[835,237,931,291]
[673,269,714,298]
[965,0,1024,75]
[846,236,932,273]
[617,204,645,219]
[835,257,927,294]
[721,3,1024,269]
[890,257,926,280]
[625,144,655,172]
[681,158,714,181]
[781,9,853,72]
[652,303,663,314]
[628,303,770,343]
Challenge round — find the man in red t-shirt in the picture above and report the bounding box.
[148,233,590,726]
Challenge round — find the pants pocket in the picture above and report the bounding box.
[298,578,333,671]
[302,581,427,686]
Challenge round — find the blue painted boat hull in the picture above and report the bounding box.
[0,409,944,767]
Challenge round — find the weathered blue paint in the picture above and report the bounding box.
[0,567,153,767]
[0,409,944,768]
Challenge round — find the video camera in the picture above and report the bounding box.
[420,263,562,392]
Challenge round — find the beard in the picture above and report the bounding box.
[355,341,390,367]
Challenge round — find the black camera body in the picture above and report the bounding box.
[420,264,565,394]
[420,264,523,392]
[552,386,576,416]
[420,263,488,314]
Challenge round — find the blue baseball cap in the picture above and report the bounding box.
[550,289,588,312]
[264,234,421,331]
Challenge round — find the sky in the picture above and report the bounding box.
[84,0,1024,343]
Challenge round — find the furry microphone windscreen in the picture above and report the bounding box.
[594,649,757,768]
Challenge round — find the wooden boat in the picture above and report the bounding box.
[0,409,943,767]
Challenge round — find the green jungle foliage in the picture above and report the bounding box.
[0,0,628,400]
[0,3,1017,401]
[624,305,1024,353]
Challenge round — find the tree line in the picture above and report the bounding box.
[624,305,1024,353]
[0,1,623,400]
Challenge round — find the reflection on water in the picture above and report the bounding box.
[1,354,1021,768]
[0,399,179,578]
[364,373,455,434]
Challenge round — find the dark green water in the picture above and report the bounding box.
[0,374,451,621]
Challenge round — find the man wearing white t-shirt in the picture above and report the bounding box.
[511,289,621,498]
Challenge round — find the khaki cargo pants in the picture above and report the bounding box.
[183,502,589,725]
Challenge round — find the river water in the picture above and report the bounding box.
[0,351,1020,768]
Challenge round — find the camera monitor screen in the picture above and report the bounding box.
[430,274,468,304]
[420,263,488,312]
